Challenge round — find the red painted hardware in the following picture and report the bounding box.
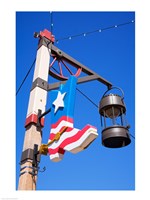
[40,29,55,42]
[25,113,45,128]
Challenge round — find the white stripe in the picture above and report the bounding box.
[48,128,79,149]
[64,128,98,153]
[50,152,64,162]
[50,120,73,134]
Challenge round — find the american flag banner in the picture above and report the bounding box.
[48,76,98,162]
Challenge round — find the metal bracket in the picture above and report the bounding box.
[20,165,39,171]
[19,170,38,177]
[33,144,38,167]
[31,77,49,91]
[25,108,51,129]
[19,166,46,176]
[20,147,41,164]
[37,108,51,127]
[31,71,110,91]
[49,44,112,89]
[34,29,54,49]
[20,145,46,177]
[48,74,100,90]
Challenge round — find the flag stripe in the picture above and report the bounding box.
[64,130,98,153]
[51,116,73,128]
[50,152,64,162]
[48,128,79,150]
[50,126,74,140]
[50,121,73,136]
[48,126,97,154]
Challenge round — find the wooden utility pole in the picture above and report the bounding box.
[18,30,54,190]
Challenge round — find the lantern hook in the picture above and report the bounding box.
[102,86,125,100]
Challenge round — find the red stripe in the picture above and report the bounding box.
[58,148,65,154]
[51,116,73,128]
[48,125,96,154]
[48,147,65,157]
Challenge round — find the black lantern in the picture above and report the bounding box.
[99,87,131,148]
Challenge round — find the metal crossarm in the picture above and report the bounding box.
[49,44,112,89]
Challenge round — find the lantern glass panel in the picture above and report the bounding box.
[105,107,120,118]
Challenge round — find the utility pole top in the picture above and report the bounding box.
[34,29,55,43]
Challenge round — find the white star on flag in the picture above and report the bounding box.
[53,91,66,113]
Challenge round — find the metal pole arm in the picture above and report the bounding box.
[48,74,99,91]
[50,44,112,89]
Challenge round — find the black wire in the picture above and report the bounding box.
[51,66,59,73]
[50,12,53,34]
[16,58,36,96]
[56,20,135,42]
[51,63,98,108]
[76,88,98,108]
[129,134,135,139]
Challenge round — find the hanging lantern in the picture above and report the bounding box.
[99,87,131,148]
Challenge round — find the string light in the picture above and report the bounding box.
[55,20,135,42]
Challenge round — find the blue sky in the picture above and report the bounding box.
[16,12,135,190]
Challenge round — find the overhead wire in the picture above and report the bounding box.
[129,134,135,139]
[50,11,53,34]
[55,20,135,43]
[16,58,36,96]
[76,88,98,108]
[16,12,54,97]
